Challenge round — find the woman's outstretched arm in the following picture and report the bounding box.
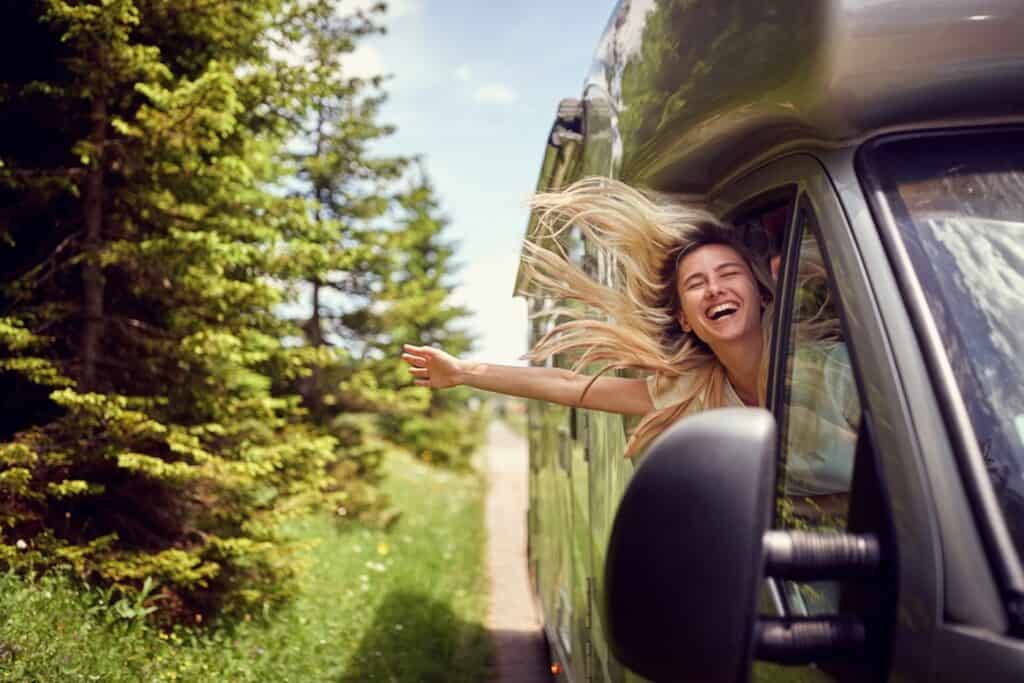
[401,344,653,416]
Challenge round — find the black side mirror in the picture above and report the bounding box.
[604,408,882,683]
[603,407,776,683]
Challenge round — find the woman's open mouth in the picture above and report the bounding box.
[706,302,739,321]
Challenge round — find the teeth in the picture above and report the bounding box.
[707,303,738,319]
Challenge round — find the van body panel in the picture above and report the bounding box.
[584,0,1024,194]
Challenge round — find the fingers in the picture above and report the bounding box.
[402,343,433,356]
[401,352,427,366]
[403,345,437,389]
[401,344,433,368]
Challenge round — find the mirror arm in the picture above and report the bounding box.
[755,531,881,666]
[763,530,881,581]
[755,616,866,664]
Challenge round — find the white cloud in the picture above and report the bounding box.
[474,83,518,104]
[454,64,473,82]
[344,44,387,79]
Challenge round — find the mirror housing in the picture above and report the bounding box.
[604,407,776,683]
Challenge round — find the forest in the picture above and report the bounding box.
[0,0,485,629]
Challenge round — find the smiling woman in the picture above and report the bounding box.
[401,176,775,457]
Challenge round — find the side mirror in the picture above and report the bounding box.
[603,408,776,683]
[604,408,882,683]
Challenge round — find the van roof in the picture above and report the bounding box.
[588,0,1024,194]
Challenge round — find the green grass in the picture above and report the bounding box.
[0,452,493,682]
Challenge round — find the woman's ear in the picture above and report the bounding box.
[678,312,692,332]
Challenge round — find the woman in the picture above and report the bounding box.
[401,177,775,457]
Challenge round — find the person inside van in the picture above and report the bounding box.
[404,177,768,458]
[401,177,856,470]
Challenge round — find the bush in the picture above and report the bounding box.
[0,381,374,622]
[378,390,489,470]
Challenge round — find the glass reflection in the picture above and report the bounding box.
[868,130,1024,558]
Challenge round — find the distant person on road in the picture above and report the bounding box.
[402,176,775,458]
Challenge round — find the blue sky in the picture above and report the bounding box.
[347,0,616,362]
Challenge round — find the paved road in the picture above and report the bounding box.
[485,420,551,682]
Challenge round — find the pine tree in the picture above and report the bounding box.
[0,0,485,620]
[372,172,485,469]
[0,0,369,618]
[264,0,419,494]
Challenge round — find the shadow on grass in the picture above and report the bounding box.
[337,589,492,683]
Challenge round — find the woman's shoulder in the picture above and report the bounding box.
[646,372,699,411]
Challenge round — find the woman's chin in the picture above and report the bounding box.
[700,320,761,347]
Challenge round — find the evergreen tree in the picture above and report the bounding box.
[0,0,485,621]
[279,0,407,420]
[372,172,485,469]
[0,0,372,618]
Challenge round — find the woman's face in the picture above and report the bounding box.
[676,243,763,348]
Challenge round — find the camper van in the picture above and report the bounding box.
[518,1,1024,681]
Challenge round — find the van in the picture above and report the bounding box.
[517,1,1024,681]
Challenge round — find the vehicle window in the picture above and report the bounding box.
[776,207,863,616]
[733,198,790,273]
[863,129,1024,562]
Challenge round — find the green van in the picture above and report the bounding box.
[518,1,1024,681]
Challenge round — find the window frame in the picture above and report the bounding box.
[709,153,897,620]
[771,195,867,617]
[711,146,1024,679]
[857,128,1024,608]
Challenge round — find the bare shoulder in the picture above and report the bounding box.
[577,374,653,416]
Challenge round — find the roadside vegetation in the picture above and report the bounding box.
[493,396,529,438]
[0,1,491,679]
[0,451,492,682]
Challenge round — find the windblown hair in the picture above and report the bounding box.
[521,177,775,458]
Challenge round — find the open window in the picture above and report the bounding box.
[773,202,863,616]
[726,187,794,278]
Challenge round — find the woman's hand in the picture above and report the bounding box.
[401,344,465,389]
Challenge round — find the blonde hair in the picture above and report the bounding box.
[520,177,775,458]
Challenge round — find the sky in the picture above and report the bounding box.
[345,0,617,363]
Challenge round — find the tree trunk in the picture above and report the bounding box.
[307,161,326,349]
[309,279,324,346]
[80,94,107,390]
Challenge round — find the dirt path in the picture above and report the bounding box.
[485,419,551,682]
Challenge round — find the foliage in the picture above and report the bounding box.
[277,2,485,469]
[370,176,487,468]
[0,0,485,622]
[0,451,492,682]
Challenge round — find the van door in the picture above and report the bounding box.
[712,155,909,681]
[755,196,882,682]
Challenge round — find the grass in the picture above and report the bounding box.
[0,451,493,682]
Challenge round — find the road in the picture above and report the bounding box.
[485,419,551,682]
